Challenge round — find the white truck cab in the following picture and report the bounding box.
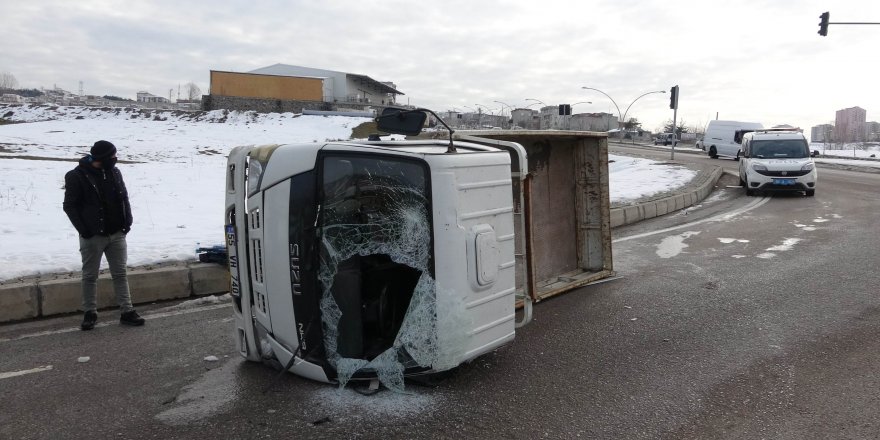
[738,128,817,196]
[225,109,532,391]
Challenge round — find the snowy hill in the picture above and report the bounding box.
[0,104,372,281]
[0,104,696,282]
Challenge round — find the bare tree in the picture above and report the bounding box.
[184,82,202,101]
[0,72,19,90]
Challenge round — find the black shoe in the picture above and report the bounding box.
[120,310,145,326]
[81,311,98,331]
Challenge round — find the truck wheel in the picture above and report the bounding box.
[709,146,718,159]
[739,175,746,187]
[806,189,815,197]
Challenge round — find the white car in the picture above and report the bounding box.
[739,129,817,196]
[653,133,678,146]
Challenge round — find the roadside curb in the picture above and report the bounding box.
[610,165,724,228]
[0,263,229,324]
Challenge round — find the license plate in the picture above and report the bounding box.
[225,224,236,247]
[773,178,795,185]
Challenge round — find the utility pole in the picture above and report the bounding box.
[670,85,679,160]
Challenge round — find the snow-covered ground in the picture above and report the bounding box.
[0,104,697,281]
[810,142,880,159]
[808,142,880,169]
[608,154,696,204]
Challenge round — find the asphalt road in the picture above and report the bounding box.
[1,146,878,439]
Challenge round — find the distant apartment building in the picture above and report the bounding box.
[569,112,619,132]
[511,108,540,129]
[866,121,880,142]
[1,93,23,103]
[834,106,866,142]
[137,91,169,103]
[811,124,834,143]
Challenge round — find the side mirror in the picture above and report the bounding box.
[376,108,427,136]
[812,150,820,157]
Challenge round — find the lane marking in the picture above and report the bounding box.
[613,196,771,243]
[0,365,53,380]
[0,303,231,344]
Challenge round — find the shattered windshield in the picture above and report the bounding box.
[316,154,466,392]
[751,139,809,158]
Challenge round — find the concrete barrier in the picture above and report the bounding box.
[0,262,230,323]
[0,283,39,321]
[610,165,723,228]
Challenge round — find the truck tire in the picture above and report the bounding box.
[806,189,815,197]
[709,146,718,159]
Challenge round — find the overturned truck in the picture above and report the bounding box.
[224,109,614,391]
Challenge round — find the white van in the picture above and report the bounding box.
[739,129,817,196]
[704,120,763,159]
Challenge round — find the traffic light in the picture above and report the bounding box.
[669,85,679,110]
[818,12,830,36]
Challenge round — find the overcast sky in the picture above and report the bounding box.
[3,0,878,133]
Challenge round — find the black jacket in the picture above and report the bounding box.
[63,157,133,238]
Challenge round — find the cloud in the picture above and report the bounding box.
[3,0,879,134]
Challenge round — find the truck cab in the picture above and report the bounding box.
[225,134,528,390]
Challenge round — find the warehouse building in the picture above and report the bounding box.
[204,63,405,114]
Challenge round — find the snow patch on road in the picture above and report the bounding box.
[307,387,442,420]
[165,294,232,310]
[155,357,242,425]
[656,231,701,258]
[766,238,802,252]
[794,223,817,231]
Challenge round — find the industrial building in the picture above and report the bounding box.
[204,64,405,113]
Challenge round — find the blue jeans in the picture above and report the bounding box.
[79,231,133,313]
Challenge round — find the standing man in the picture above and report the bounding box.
[63,140,145,330]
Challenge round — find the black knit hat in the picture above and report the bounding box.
[91,140,117,161]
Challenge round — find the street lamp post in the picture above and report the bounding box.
[581,87,665,138]
[475,104,498,129]
[461,105,477,129]
[525,98,549,128]
[493,100,515,128]
[580,87,622,133]
[566,101,592,130]
[620,90,666,133]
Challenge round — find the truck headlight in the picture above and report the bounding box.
[752,163,768,171]
[247,158,264,196]
[801,163,814,171]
